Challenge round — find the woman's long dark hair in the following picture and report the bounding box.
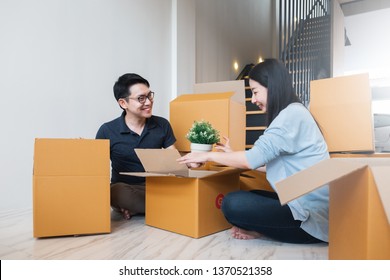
[248,59,301,125]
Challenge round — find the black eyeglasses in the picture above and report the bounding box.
[126,91,155,104]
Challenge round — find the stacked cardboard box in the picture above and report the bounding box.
[170,80,246,152]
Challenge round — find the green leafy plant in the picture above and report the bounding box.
[186,120,220,144]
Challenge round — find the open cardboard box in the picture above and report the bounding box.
[275,158,390,259]
[170,80,246,152]
[33,138,111,237]
[121,149,241,238]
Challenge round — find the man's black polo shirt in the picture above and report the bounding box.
[96,112,176,184]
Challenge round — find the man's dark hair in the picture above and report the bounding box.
[113,73,150,101]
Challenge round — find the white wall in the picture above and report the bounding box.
[344,8,390,88]
[331,1,345,77]
[195,0,273,83]
[176,0,196,96]
[0,0,173,211]
[0,0,276,211]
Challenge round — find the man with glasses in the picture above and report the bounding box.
[96,73,176,220]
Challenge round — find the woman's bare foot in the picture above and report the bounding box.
[120,208,132,220]
[231,226,262,240]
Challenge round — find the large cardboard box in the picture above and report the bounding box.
[33,138,111,237]
[170,80,246,152]
[310,73,375,153]
[275,158,390,260]
[121,149,241,238]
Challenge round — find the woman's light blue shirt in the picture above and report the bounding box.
[245,103,329,242]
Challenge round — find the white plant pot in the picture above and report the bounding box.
[190,143,213,153]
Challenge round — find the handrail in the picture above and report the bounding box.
[236,63,255,80]
[279,0,331,106]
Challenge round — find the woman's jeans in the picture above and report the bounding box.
[221,190,324,244]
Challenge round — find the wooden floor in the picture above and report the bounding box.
[0,209,328,260]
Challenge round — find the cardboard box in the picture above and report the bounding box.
[310,73,375,153]
[121,149,241,238]
[170,80,246,152]
[275,158,390,259]
[239,170,274,192]
[33,138,111,237]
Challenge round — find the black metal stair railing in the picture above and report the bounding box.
[279,0,331,106]
[236,63,255,81]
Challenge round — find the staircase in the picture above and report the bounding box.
[237,0,331,149]
[279,0,331,106]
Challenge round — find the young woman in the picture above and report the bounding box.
[178,59,329,244]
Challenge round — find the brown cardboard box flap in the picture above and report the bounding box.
[370,166,390,223]
[173,92,235,102]
[134,148,188,176]
[310,73,374,153]
[121,148,240,179]
[193,80,245,104]
[275,159,366,204]
[33,138,109,176]
[275,158,390,224]
[120,172,182,177]
[189,167,242,179]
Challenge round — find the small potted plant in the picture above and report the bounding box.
[186,120,220,152]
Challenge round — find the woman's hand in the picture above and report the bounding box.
[186,162,203,168]
[177,152,209,166]
[215,136,233,153]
